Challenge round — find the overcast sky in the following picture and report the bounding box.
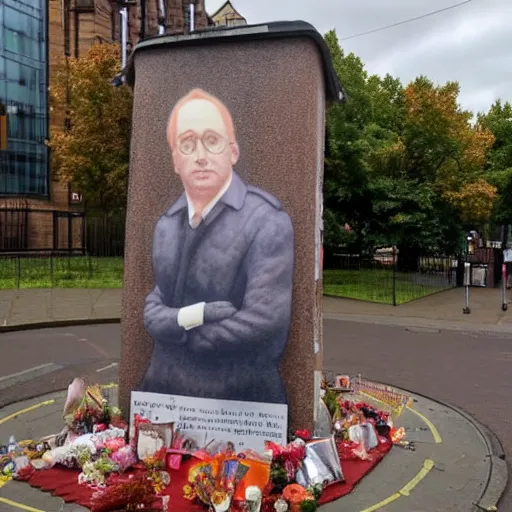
[205,0,511,117]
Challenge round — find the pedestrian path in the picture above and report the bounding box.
[0,288,121,329]
[325,287,512,332]
[1,286,511,331]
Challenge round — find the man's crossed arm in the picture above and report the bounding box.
[144,210,294,356]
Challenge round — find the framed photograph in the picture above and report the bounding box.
[136,422,174,460]
[334,375,351,390]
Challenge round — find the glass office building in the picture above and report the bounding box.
[0,0,49,196]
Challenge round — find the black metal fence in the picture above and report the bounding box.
[0,205,468,303]
[0,206,125,288]
[323,250,458,305]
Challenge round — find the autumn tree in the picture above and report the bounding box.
[48,43,133,214]
[322,33,494,261]
[401,77,496,225]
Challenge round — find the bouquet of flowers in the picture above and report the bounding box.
[64,384,124,435]
[185,454,250,511]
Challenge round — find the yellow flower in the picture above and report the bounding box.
[183,484,196,500]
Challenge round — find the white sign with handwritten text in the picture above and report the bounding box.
[131,391,288,452]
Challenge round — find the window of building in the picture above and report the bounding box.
[0,0,48,196]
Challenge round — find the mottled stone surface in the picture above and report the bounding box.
[119,36,326,432]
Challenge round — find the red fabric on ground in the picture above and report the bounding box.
[319,437,392,505]
[18,438,392,510]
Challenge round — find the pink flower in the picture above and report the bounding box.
[105,438,126,453]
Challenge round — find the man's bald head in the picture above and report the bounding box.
[167,88,237,151]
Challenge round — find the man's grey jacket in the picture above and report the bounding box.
[139,171,294,404]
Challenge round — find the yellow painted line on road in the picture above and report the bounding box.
[0,400,55,426]
[0,497,44,512]
[359,492,402,511]
[407,405,443,444]
[0,475,11,489]
[360,459,435,512]
[399,458,435,496]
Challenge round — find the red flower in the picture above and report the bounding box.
[294,429,311,441]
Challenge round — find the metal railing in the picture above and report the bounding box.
[0,208,125,288]
[323,250,457,306]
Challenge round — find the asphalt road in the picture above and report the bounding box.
[323,319,512,511]
[1,320,511,509]
[0,324,120,408]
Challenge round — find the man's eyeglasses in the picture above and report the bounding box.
[178,130,227,155]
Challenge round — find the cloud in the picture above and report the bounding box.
[205,0,512,114]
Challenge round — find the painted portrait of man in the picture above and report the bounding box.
[138,88,294,405]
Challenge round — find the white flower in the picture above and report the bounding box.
[245,486,262,512]
[274,498,289,512]
[245,486,262,501]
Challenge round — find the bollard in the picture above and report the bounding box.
[501,263,508,312]
[463,261,471,314]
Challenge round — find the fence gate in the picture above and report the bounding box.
[53,211,85,253]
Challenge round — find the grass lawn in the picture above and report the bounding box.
[0,256,124,289]
[0,258,449,305]
[323,269,449,305]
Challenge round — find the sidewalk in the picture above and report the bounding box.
[0,288,121,329]
[324,287,512,333]
[1,286,512,331]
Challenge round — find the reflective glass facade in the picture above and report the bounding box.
[0,0,49,196]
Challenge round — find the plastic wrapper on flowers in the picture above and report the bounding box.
[295,437,343,489]
[348,423,378,452]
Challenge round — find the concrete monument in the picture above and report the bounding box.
[119,21,343,433]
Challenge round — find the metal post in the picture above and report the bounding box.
[501,225,509,312]
[463,261,471,314]
[158,0,166,35]
[16,257,20,289]
[189,2,195,32]
[502,263,508,312]
[392,246,397,307]
[120,6,128,70]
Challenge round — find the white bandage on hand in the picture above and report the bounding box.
[177,302,206,330]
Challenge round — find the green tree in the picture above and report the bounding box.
[48,43,133,214]
[323,30,372,255]
[478,100,512,224]
[366,177,462,257]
